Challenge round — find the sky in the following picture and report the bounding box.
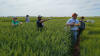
[0,0,100,16]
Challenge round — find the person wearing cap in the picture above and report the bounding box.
[66,13,80,46]
[12,17,22,26]
[36,15,48,31]
[26,15,30,23]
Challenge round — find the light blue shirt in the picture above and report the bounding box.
[66,18,79,30]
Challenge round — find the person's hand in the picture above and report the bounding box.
[12,24,14,26]
[74,24,80,26]
[20,22,23,24]
[70,22,75,26]
[44,19,48,21]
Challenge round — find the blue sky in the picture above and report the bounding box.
[0,0,100,16]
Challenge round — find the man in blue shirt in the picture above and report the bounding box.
[66,13,80,46]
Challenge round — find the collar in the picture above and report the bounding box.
[72,17,76,20]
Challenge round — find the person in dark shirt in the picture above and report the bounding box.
[78,16,87,37]
[36,15,48,31]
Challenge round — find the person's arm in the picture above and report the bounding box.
[74,20,80,26]
[74,24,80,26]
[12,23,15,26]
[66,19,70,26]
[66,19,75,26]
[40,19,48,23]
[67,23,75,26]
[12,20,15,26]
[84,21,87,22]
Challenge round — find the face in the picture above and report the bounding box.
[73,15,77,19]
[38,17,42,20]
[13,18,17,21]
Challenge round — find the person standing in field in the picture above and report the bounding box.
[76,16,87,51]
[66,13,80,46]
[12,17,22,26]
[36,15,48,31]
[26,15,30,23]
[66,13,80,56]
[78,16,87,37]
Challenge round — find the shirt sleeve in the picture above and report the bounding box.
[77,20,79,24]
[66,19,71,24]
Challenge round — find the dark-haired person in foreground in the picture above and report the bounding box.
[36,15,48,31]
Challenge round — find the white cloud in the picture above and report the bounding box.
[0,0,100,16]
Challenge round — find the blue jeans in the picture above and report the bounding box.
[71,30,78,45]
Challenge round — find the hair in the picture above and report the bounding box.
[26,15,29,17]
[81,16,84,19]
[13,17,17,20]
[38,15,42,20]
[72,13,78,17]
[38,15,42,18]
